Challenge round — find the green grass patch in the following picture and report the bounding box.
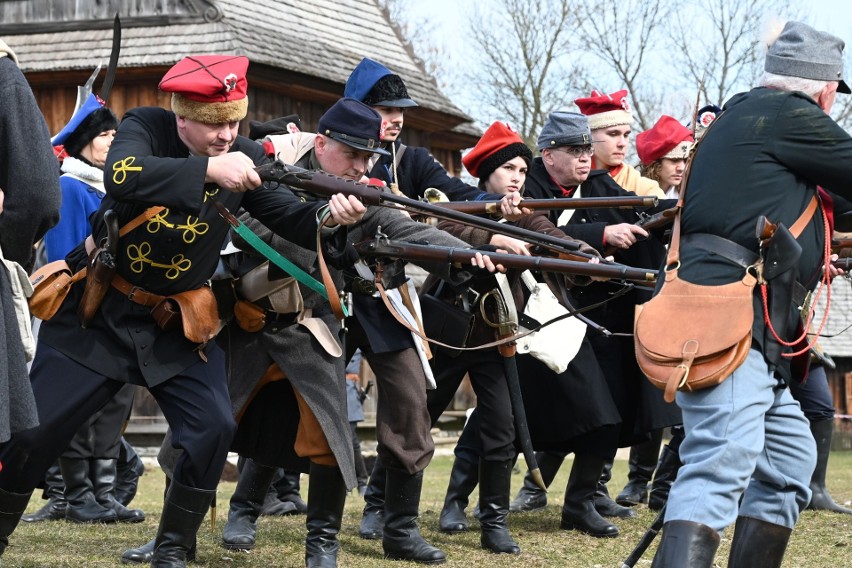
[9,452,852,566]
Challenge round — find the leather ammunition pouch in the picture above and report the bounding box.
[420,282,476,352]
[112,274,219,344]
[28,260,83,321]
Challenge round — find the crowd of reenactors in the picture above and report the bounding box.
[1,18,852,568]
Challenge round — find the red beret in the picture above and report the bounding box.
[159,55,249,124]
[574,89,633,130]
[636,115,695,165]
[462,121,531,179]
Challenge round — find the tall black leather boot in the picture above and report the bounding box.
[382,469,446,564]
[438,455,479,534]
[649,427,684,512]
[92,459,145,523]
[120,477,197,565]
[21,462,66,522]
[806,419,852,514]
[115,438,145,507]
[478,459,520,554]
[222,458,278,550]
[509,451,566,513]
[152,480,215,567]
[593,458,636,519]
[59,457,118,524]
[274,469,307,514]
[616,430,663,506]
[651,520,720,568]
[560,453,619,538]
[727,516,791,568]
[305,463,347,568]
[359,456,386,540]
[0,487,34,556]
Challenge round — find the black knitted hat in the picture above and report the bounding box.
[476,142,532,182]
[63,107,119,159]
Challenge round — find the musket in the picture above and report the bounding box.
[355,236,658,284]
[831,238,852,252]
[256,161,597,258]
[636,206,677,232]
[429,195,658,217]
[831,258,852,271]
[77,210,119,327]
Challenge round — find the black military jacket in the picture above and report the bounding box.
[40,107,329,387]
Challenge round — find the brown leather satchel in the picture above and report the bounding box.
[150,287,219,344]
[634,267,756,403]
[635,151,818,402]
[28,261,86,320]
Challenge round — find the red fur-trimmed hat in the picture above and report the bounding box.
[159,55,249,124]
[463,121,532,180]
[574,89,633,130]
[636,115,694,165]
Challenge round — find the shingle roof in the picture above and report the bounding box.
[6,0,471,121]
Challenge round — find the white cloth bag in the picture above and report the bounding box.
[516,271,586,374]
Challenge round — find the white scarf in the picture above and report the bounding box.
[61,156,105,194]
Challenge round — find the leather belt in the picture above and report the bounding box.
[680,233,759,268]
[111,274,165,308]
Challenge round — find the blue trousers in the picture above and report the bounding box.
[665,348,816,531]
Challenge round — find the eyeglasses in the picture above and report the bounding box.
[550,145,595,158]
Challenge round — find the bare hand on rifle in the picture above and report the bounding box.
[604,223,649,249]
[327,194,367,226]
[500,192,531,221]
[489,234,531,256]
[207,152,263,193]
[828,253,846,279]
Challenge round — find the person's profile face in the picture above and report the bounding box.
[80,130,116,168]
[373,106,405,142]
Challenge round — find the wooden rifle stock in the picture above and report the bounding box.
[635,206,677,231]
[256,160,604,259]
[831,238,852,252]
[355,236,658,284]
[432,195,658,217]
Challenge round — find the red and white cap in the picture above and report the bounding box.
[159,55,249,124]
[574,89,633,130]
[636,115,694,165]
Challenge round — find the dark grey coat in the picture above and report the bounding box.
[0,52,61,442]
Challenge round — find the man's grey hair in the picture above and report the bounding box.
[758,71,831,98]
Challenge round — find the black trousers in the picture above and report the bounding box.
[0,343,235,493]
[426,348,515,462]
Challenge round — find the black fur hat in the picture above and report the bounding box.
[362,74,417,108]
[63,107,119,159]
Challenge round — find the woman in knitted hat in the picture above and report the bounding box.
[424,121,610,549]
[636,115,694,199]
[463,121,532,195]
[34,96,145,526]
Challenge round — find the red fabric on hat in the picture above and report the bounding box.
[462,121,525,178]
[159,55,248,103]
[636,116,694,165]
[574,89,631,117]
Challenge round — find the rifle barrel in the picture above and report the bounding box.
[355,238,657,283]
[433,196,657,216]
[258,162,596,257]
